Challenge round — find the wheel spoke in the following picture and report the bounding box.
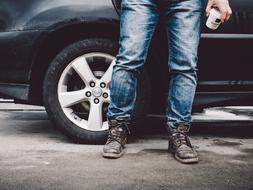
[100,59,116,84]
[71,56,96,85]
[102,98,110,103]
[87,101,103,130]
[59,89,87,108]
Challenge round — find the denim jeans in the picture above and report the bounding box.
[107,0,204,129]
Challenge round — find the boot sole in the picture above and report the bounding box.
[168,142,198,164]
[175,154,199,164]
[102,151,124,159]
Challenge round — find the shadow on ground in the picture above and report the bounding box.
[1,111,253,142]
[0,110,253,190]
[133,117,253,139]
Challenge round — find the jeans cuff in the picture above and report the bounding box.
[166,122,191,129]
[107,116,131,123]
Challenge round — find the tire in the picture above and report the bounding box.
[43,38,151,144]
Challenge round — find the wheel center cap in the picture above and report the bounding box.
[92,87,102,97]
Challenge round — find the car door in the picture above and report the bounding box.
[198,0,253,93]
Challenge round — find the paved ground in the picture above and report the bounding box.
[0,106,253,190]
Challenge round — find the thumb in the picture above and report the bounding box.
[206,2,212,17]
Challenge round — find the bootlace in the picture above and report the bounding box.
[172,132,188,147]
[107,122,130,144]
[108,127,123,144]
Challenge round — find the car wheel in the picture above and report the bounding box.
[43,38,151,144]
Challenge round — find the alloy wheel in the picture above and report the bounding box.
[57,53,115,131]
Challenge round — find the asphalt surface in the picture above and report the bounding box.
[0,106,253,190]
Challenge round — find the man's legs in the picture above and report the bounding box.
[103,0,159,158]
[165,0,204,163]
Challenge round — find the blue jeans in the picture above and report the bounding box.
[107,0,204,129]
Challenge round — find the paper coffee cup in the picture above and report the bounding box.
[206,8,222,30]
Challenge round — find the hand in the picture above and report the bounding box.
[206,0,232,23]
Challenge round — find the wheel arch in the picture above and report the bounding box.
[28,22,119,105]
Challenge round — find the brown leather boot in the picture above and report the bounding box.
[102,120,130,158]
[168,124,198,164]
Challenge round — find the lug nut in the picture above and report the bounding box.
[103,92,108,98]
[90,81,95,87]
[94,98,100,104]
[85,91,91,97]
[100,82,106,88]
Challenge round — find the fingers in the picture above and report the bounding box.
[205,1,213,17]
[219,7,227,23]
[205,0,232,23]
[225,5,232,21]
[219,5,232,23]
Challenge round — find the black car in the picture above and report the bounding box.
[0,0,253,143]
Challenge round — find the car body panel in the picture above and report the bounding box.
[0,0,119,83]
[0,0,118,31]
[0,30,41,83]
